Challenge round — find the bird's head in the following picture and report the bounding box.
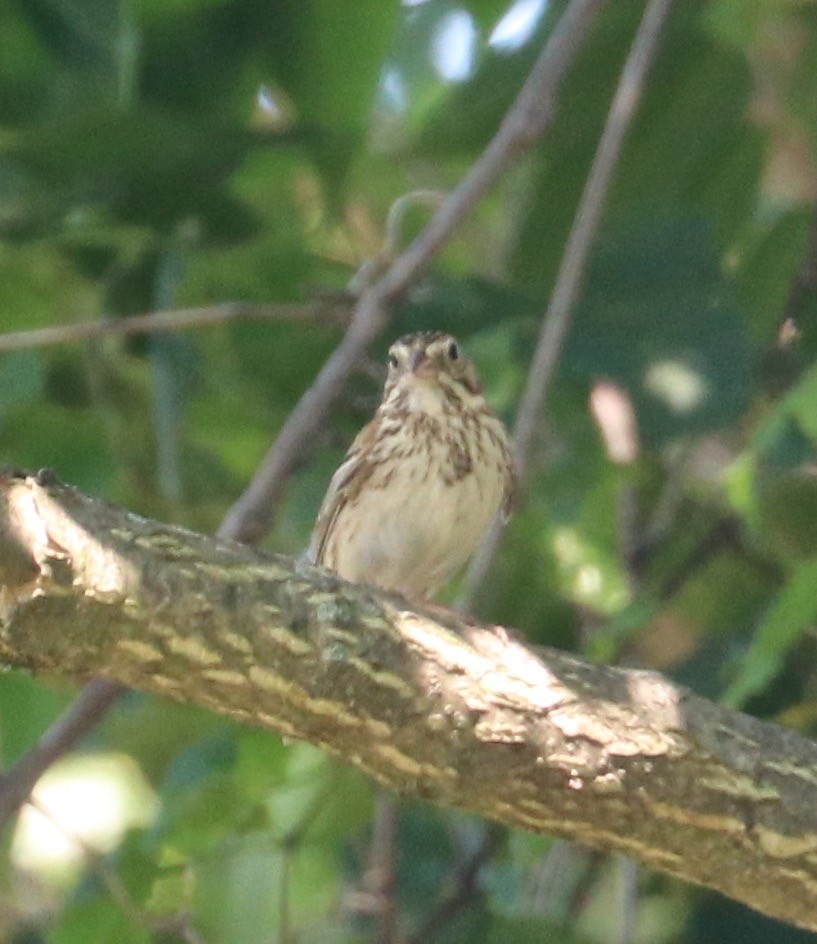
[383,332,482,406]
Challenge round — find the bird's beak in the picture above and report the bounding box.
[408,349,434,379]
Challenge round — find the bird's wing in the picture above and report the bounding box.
[308,417,379,566]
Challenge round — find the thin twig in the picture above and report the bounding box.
[525,841,593,920]
[218,0,608,546]
[615,857,640,944]
[279,844,292,944]
[0,300,350,354]
[276,773,341,944]
[401,825,502,944]
[368,795,399,944]
[29,796,207,944]
[349,191,445,296]
[462,0,676,603]
[0,679,124,829]
[345,795,400,942]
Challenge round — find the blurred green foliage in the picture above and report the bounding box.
[1,0,817,941]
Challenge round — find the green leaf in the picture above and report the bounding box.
[395,274,537,340]
[16,0,120,72]
[467,0,522,35]
[263,0,398,183]
[194,837,339,944]
[734,208,813,342]
[786,362,817,443]
[234,729,290,802]
[280,2,398,131]
[484,915,581,944]
[0,674,73,765]
[705,0,784,48]
[512,2,760,290]
[725,362,817,532]
[1,402,116,494]
[1,107,314,241]
[0,350,44,408]
[562,214,754,444]
[156,735,260,855]
[724,555,817,708]
[587,598,663,664]
[51,893,150,944]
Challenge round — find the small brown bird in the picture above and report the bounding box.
[309,331,515,600]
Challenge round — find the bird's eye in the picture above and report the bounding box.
[388,353,399,369]
[447,341,459,361]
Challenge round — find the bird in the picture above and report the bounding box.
[309,331,515,600]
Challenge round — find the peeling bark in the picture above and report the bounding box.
[0,470,816,930]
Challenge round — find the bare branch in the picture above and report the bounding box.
[403,826,501,944]
[377,0,609,295]
[0,300,350,354]
[346,794,399,943]
[513,0,675,472]
[218,0,608,546]
[615,857,640,944]
[0,677,124,828]
[463,0,676,600]
[2,472,817,931]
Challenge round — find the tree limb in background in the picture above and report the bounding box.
[1,471,816,932]
[218,0,609,546]
[0,677,124,827]
[464,0,676,599]
[403,825,502,944]
[0,299,353,354]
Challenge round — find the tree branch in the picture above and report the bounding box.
[403,825,501,944]
[0,300,351,354]
[1,471,817,931]
[217,0,608,546]
[0,677,124,825]
[464,0,675,599]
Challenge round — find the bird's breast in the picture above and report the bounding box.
[324,408,509,598]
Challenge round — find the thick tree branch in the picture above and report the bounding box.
[1,471,816,931]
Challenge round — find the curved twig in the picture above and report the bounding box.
[218,0,608,546]
[463,0,677,601]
